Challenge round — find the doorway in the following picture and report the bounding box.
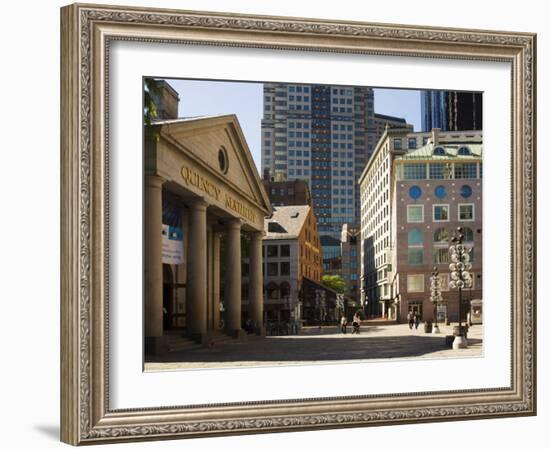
[408,301,423,320]
[162,264,186,330]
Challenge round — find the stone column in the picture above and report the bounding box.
[225,218,243,336]
[144,176,164,352]
[212,232,221,331]
[248,231,264,334]
[186,199,208,341]
[175,208,189,329]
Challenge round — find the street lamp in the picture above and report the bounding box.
[429,267,442,334]
[336,293,345,319]
[448,227,473,349]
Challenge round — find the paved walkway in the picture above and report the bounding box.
[145,322,483,371]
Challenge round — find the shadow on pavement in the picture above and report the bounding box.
[146,335,482,364]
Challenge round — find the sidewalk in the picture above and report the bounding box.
[145,322,483,371]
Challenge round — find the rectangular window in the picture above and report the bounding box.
[439,273,449,291]
[267,262,278,277]
[433,248,449,264]
[429,163,452,179]
[407,274,424,292]
[242,263,249,277]
[280,245,290,257]
[459,204,475,221]
[433,204,450,221]
[454,163,477,179]
[280,262,290,276]
[407,205,424,223]
[408,248,424,265]
[403,164,427,180]
[267,245,278,258]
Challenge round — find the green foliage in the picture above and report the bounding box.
[144,78,161,126]
[322,275,346,293]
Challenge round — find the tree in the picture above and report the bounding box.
[144,78,161,126]
[322,275,345,293]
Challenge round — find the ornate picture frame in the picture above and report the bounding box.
[60,3,536,445]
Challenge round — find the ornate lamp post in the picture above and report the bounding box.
[429,267,442,334]
[449,227,473,349]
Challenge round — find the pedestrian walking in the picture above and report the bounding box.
[407,311,414,329]
[352,313,361,334]
[340,316,348,334]
[414,313,420,330]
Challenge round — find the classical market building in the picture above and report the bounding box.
[144,113,272,355]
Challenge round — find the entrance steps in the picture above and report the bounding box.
[164,331,239,352]
[164,333,200,353]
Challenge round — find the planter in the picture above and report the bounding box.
[423,321,433,333]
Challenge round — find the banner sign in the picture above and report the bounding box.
[162,224,184,264]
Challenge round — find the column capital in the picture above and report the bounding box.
[226,217,244,229]
[188,197,209,211]
[249,230,265,241]
[144,174,165,189]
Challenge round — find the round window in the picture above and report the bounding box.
[460,185,473,198]
[409,186,422,200]
[435,185,447,199]
[218,146,229,174]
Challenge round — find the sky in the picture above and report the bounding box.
[167,79,422,168]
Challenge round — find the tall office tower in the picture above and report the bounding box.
[421,90,483,132]
[373,113,413,141]
[261,83,375,274]
[447,91,483,131]
[421,91,447,132]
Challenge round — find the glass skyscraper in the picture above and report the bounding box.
[421,90,447,132]
[261,83,375,273]
[421,90,483,132]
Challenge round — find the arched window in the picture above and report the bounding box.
[457,146,471,156]
[433,146,446,156]
[462,227,474,242]
[408,228,424,246]
[434,228,449,243]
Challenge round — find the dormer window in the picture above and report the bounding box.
[457,146,471,155]
[433,146,446,156]
[268,222,286,233]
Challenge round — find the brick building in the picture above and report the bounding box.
[242,205,323,324]
[359,127,483,322]
[262,173,312,207]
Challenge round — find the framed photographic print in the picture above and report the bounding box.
[60,3,537,445]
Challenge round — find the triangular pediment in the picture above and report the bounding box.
[156,115,272,216]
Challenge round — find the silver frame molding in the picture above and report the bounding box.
[60,3,537,445]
